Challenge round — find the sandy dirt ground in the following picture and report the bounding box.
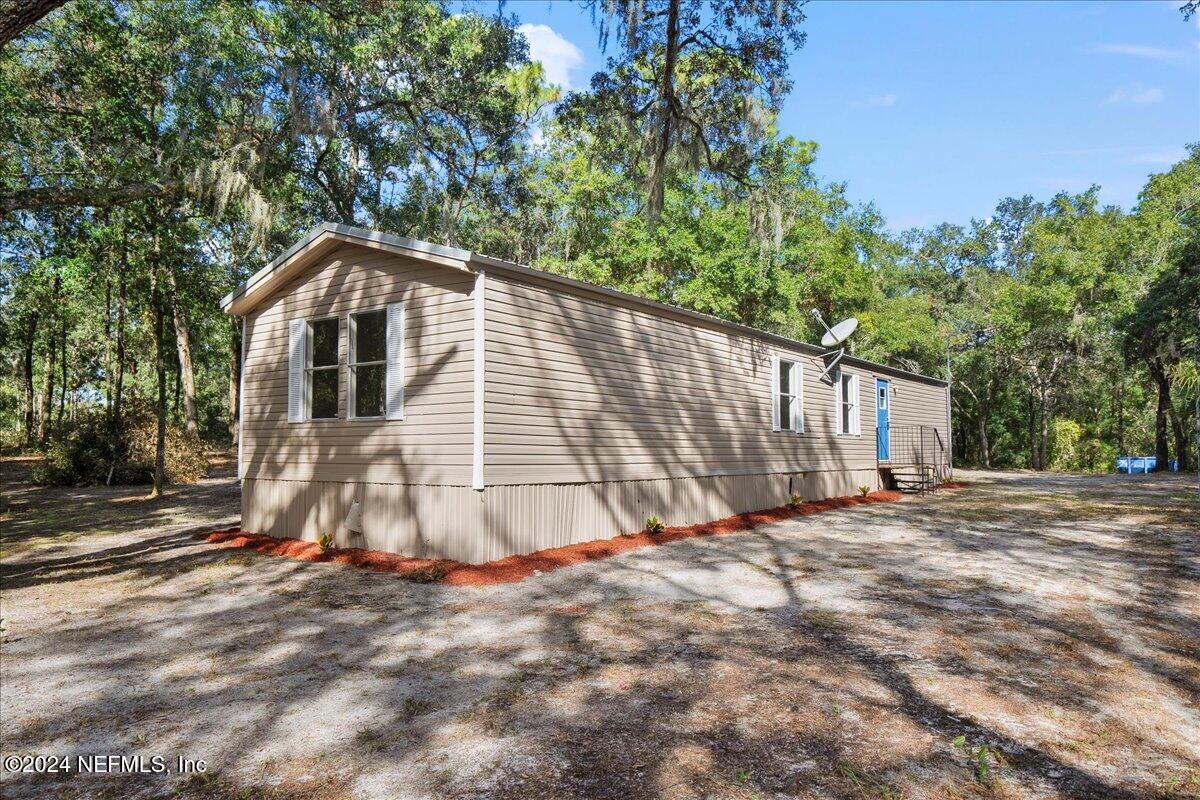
[1,458,1197,800]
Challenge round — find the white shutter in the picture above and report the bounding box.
[770,354,780,432]
[385,302,405,420]
[851,375,861,435]
[288,319,306,423]
[793,362,803,433]
[834,368,843,434]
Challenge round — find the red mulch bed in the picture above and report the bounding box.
[940,480,969,489]
[196,490,906,587]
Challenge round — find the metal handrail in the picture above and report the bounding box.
[882,424,949,488]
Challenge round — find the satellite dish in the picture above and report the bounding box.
[821,317,859,347]
[810,309,859,383]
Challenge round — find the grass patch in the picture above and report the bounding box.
[836,759,903,799]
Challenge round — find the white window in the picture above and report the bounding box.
[306,317,340,420]
[835,369,860,435]
[349,309,387,418]
[288,305,402,424]
[771,356,803,432]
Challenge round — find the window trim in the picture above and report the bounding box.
[835,368,861,436]
[347,305,389,421]
[305,314,341,422]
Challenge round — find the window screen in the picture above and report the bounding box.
[839,371,858,434]
[308,317,339,419]
[777,359,798,431]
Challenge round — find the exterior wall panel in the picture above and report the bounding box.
[240,244,476,485]
[482,271,942,485]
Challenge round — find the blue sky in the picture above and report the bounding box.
[505,0,1199,232]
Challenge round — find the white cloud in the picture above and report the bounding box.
[1087,43,1192,65]
[1039,144,1187,167]
[1104,83,1165,104]
[1124,147,1187,165]
[850,93,897,109]
[517,23,584,91]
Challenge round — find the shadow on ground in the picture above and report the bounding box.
[1,465,1196,800]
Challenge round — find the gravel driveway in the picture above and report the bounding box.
[1,460,1197,799]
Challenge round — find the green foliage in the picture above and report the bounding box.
[858,485,871,498]
[787,494,804,509]
[644,516,665,534]
[0,1,1194,482]
[317,532,334,554]
[33,404,208,486]
[952,735,1002,784]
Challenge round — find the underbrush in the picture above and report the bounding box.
[33,404,208,486]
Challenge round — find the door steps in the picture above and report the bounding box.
[880,464,939,495]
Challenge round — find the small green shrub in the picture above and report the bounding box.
[317,532,334,554]
[858,484,871,498]
[645,515,665,533]
[953,735,1000,783]
[788,493,804,509]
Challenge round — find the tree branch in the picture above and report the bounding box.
[0,0,67,48]
[0,180,182,213]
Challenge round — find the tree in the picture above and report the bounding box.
[1122,145,1200,469]
[563,0,807,223]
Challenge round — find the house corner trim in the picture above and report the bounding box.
[472,269,486,491]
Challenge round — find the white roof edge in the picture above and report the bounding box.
[223,222,946,388]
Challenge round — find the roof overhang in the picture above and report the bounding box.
[220,222,473,316]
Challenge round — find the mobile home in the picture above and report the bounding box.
[223,222,951,563]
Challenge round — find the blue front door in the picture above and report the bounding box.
[876,378,891,461]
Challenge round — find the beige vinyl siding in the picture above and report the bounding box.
[880,374,951,464]
[482,270,918,485]
[241,243,475,485]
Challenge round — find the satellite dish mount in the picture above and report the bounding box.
[811,309,858,383]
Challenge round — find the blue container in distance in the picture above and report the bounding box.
[1116,456,1158,474]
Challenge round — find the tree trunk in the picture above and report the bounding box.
[1036,393,1046,470]
[151,258,167,498]
[0,0,67,48]
[37,334,56,446]
[1039,390,1051,471]
[1115,376,1125,456]
[22,312,38,449]
[1168,402,1187,471]
[173,357,182,422]
[166,267,199,436]
[104,277,113,414]
[978,413,991,469]
[114,236,127,431]
[1027,385,1039,470]
[645,0,681,223]
[1149,358,1171,470]
[57,315,67,429]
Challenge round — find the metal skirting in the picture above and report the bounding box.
[242,468,882,564]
